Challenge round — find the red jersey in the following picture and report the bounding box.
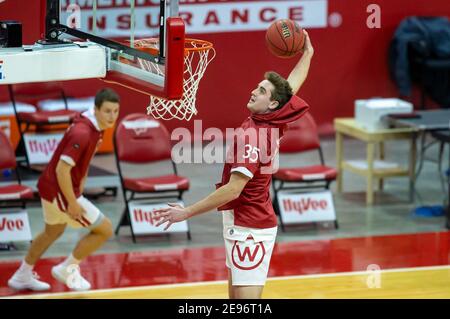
[37,110,103,209]
[217,96,309,229]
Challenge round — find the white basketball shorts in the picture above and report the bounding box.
[222,210,277,286]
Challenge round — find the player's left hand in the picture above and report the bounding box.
[154,203,189,230]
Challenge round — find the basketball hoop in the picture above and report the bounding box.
[127,38,215,121]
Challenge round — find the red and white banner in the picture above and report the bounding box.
[277,191,336,224]
[0,211,32,242]
[23,133,64,165]
[60,0,328,37]
[128,201,189,235]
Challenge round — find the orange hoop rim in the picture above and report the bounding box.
[131,38,214,55]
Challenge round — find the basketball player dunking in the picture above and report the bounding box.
[155,31,314,299]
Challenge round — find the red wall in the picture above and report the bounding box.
[1,0,449,137]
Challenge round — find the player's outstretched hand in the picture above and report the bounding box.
[155,203,189,230]
[302,30,314,57]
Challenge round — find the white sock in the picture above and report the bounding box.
[16,260,33,277]
[59,254,81,269]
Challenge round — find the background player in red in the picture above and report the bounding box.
[156,31,314,299]
[8,88,120,292]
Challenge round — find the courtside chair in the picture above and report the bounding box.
[114,113,191,242]
[0,128,34,208]
[8,82,79,169]
[272,112,338,231]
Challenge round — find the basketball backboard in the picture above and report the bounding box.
[0,0,215,120]
[45,0,185,99]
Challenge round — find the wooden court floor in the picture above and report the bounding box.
[9,265,450,299]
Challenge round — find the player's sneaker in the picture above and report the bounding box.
[8,271,51,291]
[51,264,91,291]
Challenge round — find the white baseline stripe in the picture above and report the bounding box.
[4,264,450,299]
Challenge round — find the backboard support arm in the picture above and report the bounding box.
[159,0,166,58]
[42,0,164,64]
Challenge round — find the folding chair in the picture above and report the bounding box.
[37,96,95,113]
[0,92,35,151]
[272,113,338,231]
[114,113,190,242]
[0,128,34,207]
[0,127,35,250]
[8,82,79,169]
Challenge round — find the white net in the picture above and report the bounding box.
[132,38,216,121]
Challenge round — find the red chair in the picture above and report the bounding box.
[8,83,79,169]
[114,113,190,242]
[272,113,338,231]
[0,128,34,208]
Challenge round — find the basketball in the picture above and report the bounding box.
[265,19,305,58]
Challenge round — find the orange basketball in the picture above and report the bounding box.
[265,19,305,58]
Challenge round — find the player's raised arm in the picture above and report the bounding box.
[287,30,314,95]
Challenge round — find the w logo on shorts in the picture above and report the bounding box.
[231,237,266,270]
[236,245,260,262]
